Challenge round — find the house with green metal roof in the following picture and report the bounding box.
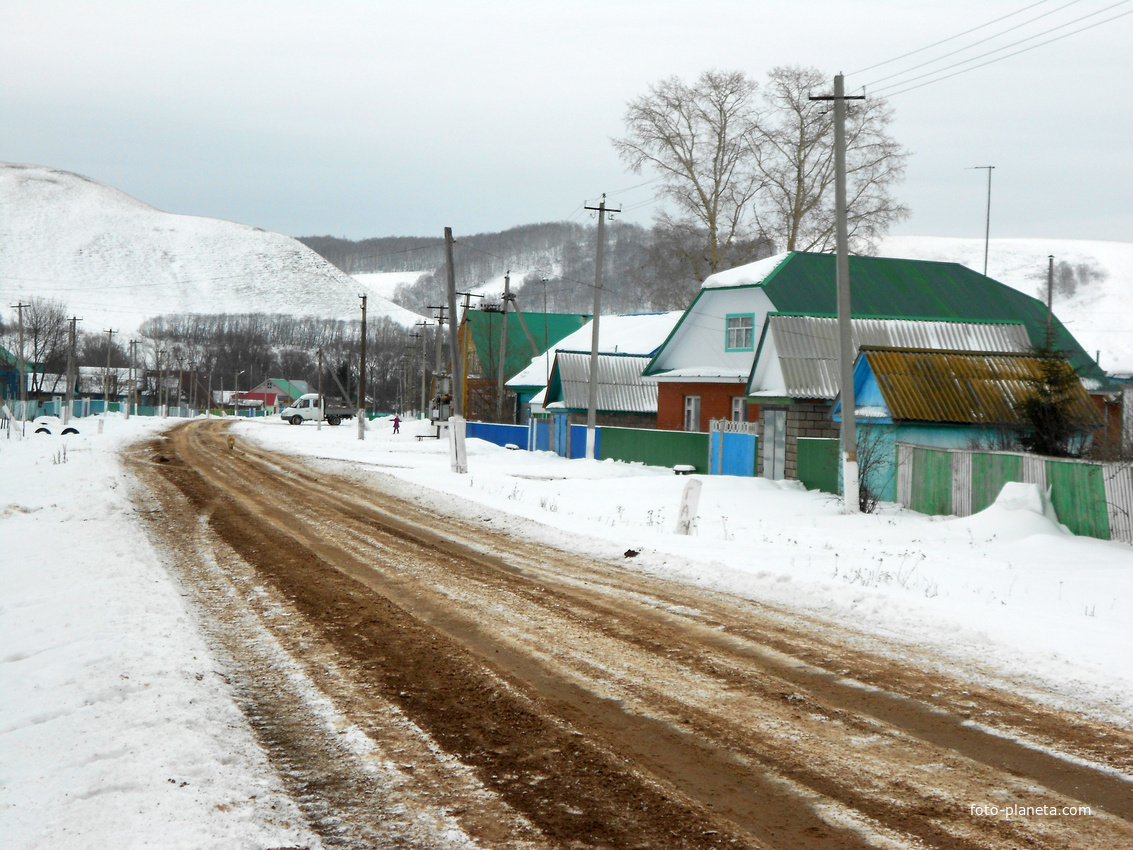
[250,378,310,405]
[1,343,25,402]
[643,251,1116,488]
[460,309,590,422]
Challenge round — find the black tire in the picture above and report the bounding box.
[35,427,51,434]
[290,415,303,426]
[327,415,341,426]
[62,427,79,435]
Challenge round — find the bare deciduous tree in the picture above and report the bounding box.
[614,67,910,271]
[750,66,910,255]
[613,70,764,281]
[2,297,68,393]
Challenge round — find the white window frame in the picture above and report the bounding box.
[725,314,755,351]
[683,395,701,432]
[731,396,745,422]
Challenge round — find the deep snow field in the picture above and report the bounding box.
[3,412,1132,847]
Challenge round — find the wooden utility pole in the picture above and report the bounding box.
[11,302,28,424]
[413,322,429,419]
[64,317,80,424]
[811,75,864,513]
[1046,254,1055,347]
[358,294,367,440]
[582,195,620,460]
[103,329,117,412]
[496,272,511,422]
[130,340,138,417]
[444,228,462,418]
[157,349,166,417]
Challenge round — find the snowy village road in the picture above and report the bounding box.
[125,420,1133,850]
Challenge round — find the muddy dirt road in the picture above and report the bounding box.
[125,420,1133,849]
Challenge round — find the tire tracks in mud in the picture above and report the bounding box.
[126,421,1133,849]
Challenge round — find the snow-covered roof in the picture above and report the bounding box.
[507,311,682,389]
[700,253,790,289]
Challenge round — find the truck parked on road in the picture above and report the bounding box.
[280,393,355,426]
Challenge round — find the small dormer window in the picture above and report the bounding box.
[726,314,755,351]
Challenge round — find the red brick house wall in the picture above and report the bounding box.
[656,382,759,431]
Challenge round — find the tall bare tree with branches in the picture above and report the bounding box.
[614,67,910,270]
[750,66,909,254]
[613,70,764,282]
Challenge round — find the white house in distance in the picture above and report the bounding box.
[507,311,683,425]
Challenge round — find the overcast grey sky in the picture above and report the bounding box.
[2,1,1130,245]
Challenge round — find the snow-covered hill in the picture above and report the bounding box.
[0,163,423,332]
[881,235,1133,374]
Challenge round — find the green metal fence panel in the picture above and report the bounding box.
[1046,460,1111,540]
[599,427,710,474]
[970,452,1023,514]
[911,447,952,516]
[797,437,839,494]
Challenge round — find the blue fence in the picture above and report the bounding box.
[465,421,528,448]
[709,430,758,476]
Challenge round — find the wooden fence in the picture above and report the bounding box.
[896,443,1133,543]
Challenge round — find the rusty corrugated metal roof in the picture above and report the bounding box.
[546,351,656,413]
[861,347,1102,426]
[756,315,1031,399]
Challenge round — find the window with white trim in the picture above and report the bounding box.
[725,314,755,351]
[731,396,745,421]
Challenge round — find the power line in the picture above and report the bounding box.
[875,6,1133,97]
[866,1,1132,96]
[850,0,1060,76]
[862,0,1083,87]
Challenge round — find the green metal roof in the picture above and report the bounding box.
[761,253,1107,386]
[466,311,590,382]
[646,252,1110,389]
[0,344,29,370]
[266,378,309,399]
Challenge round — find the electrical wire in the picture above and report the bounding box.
[875,6,1132,97]
[850,0,1059,75]
[862,1,1131,96]
[862,0,1083,87]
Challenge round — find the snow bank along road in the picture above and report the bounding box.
[126,420,1133,849]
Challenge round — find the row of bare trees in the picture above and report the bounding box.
[1,299,434,413]
[613,66,909,283]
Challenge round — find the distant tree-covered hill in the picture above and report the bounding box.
[298,221,773,314]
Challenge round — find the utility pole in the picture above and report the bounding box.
[444,228,468,474]
[157,349,167,417]
[811,75,864,514]
[968,165,995,275]
[11,302,28,426]
[456,290,484,417]
[413,322,429,419]
[496,272,511,422]
[1046,254,1055,348]
[317,347,324,431]
[64,317,80,424]
[129,340,138,418]
[358,294,367,440]
[444,228,462,419]
[103,329,117,413]
[582,194,620,460]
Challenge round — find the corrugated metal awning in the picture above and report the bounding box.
[550,351,656,413]
[861,347,1103,426]
[757,315,1032,399]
